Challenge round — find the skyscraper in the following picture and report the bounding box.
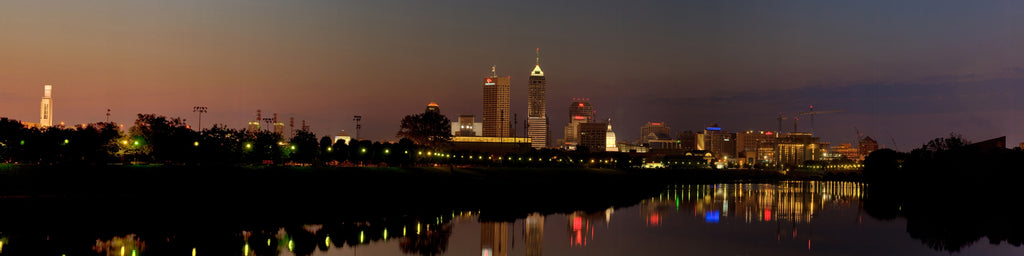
[40,85,53,127]
[528,48,549,149]
[483,66,512,137]
[563,98,594,147]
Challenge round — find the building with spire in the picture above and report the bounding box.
[40,85,53,127]
[527,48,549,149]
[606,119,619,152]
[483,66,512,137]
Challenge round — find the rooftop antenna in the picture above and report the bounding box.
[491,65,497,78]
[536,48,540,66]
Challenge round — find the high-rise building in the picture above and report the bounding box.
[527,48,549,149]
[40,85,53,127]
[640,122,671,145]
[579,122,608,152]
[483,66,512,137]
[563,98,594,147]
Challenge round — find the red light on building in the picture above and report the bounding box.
[652,122,662,126]
[578,103,584,107]
[573,216,582,231]
[764,208,772,221]
[486,78,492,83]
[574,116,586,120]
[766,131,774,135]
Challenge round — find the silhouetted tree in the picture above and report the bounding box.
[319,136,334,164]
[396,112,452,148]
[289,129,319,164]
[130,114,198,163]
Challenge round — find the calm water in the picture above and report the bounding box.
[2,181,1021,255]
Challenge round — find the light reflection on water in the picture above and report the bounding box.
[5,181,1024,255]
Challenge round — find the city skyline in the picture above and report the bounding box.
[2,0,1023,148]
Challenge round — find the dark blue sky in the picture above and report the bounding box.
[1,0,1021,147]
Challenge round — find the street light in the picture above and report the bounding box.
[193,106,207,132]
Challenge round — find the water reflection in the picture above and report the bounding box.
[2,181,1023,255]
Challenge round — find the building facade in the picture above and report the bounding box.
[563,98,594,147]
[578,122,608,152]
[40,85,53,127]
[640,122,671,145]
[483,67,512,137]
[527,49,549,149]
[452,114,482,136]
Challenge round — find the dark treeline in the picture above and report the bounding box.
[861,133,1024,252]
[0,114,679,169]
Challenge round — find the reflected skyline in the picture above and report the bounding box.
[0,182,1021,255]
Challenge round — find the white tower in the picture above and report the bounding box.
[40,85,53,127]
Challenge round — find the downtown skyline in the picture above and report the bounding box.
[2,0,1023,148]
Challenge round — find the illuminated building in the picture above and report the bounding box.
[247,110,262,133]
[640,122,670,145]
[483,67,512,137]
[605,119,618,152]
[699,124,736,159]
[450,136,532,154]
[333,130,351,145]
[481,222,510,256]
[426,102,440,114]
[525,213,544,256]
[830,143,860,161]
[527,48,549,149]
[775,132,822,166]
[857,136,879,160]
[272,113,285,136]
[563,98,594,148]
[578,122,607,152]
[735,131,777,165]
[451,115,482,136]
[39,85,53,127]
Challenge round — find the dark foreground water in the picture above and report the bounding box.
[1,181,1021,255]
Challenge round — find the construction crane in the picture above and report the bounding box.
[797,105,844,135]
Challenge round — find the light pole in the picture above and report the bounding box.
[353,115,362,140]
[193,106,207,132]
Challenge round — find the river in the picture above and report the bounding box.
[0,181,1020,255]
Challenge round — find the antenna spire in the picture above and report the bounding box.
[536,48,540,66]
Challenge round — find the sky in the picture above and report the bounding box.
[1,0,1023,149]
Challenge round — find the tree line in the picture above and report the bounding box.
[0,114,654,168]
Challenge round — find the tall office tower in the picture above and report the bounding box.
[563,98,594,145]
[483,66,511,137]
[527,48,549,148]
[40,85,53,127]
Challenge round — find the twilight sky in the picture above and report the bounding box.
[2,0,1023,148]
